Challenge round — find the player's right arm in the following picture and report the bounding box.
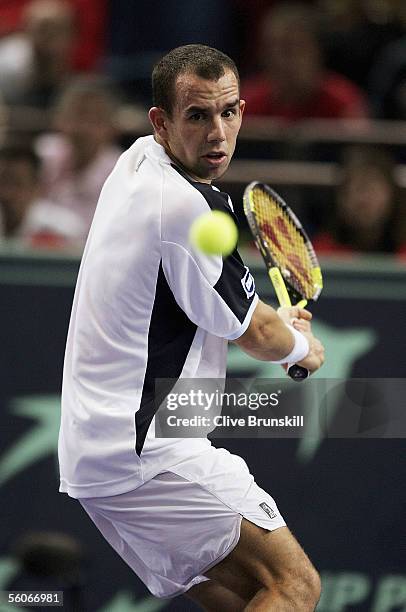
[234,299,324,374]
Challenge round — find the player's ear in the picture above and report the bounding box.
[149,107,169,137]
[239,99,246,118]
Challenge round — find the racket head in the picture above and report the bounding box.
[243,181,323,304]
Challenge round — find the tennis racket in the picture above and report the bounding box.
[243,181,323,381]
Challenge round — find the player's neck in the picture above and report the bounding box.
[153,135,212,185]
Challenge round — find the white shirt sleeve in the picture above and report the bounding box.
[161,229,258,340]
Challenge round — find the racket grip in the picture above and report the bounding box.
[287,363,310,381]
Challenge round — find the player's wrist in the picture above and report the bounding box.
[270,324,309,365]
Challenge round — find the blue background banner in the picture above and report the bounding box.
[1,249,405,611]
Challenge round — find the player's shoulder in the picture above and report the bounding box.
[161,176,235,253]
[186,179,234,214]
[103,135,166,205]
[160,166,212,221]
[119,137,200,204]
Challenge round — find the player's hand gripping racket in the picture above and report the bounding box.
[243,181,323,381]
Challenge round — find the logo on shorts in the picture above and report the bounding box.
[241,266,255,298]
[259,502,277,520]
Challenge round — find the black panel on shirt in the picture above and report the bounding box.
[136,262,197,455]
[172,164,255,324]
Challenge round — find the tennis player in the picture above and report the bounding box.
[58,45,324,611]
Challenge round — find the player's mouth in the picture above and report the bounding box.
[203,152,227,167]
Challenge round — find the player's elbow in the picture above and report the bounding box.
[234,301,290,360]
[234,317,275,353]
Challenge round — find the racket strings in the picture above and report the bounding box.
[251,189,315,299]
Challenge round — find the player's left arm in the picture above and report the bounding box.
[234,299,324,373]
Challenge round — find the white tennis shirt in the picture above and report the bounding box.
[58,135,258,498]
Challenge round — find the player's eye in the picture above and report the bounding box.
[189,113,204,121]
[222,108,237,118]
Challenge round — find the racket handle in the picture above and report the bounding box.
[269,268,310,381]
[287,363,310,381]
[296,299,308,308]
[288,298,310,380]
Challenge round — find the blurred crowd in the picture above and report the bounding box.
[0,0,405,257]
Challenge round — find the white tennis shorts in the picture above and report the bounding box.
[79,446,286,598]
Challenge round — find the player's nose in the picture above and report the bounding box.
[207,116,226,142]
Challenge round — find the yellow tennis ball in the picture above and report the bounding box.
[189,210,238,256]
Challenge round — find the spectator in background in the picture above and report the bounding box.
[241,2,369,121]
[320,0,405,93]
[0,144,85,246]
[0,0,76,110]
[36,77,122,237]
[0,0,107,72]
[369,34,406,119]
[313,146,406,256]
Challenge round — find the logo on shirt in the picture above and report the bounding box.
[259,502,278,520]
[241,266,255,298]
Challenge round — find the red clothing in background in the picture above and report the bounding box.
[241,72,368,121]
[0,0,27,35]
[69,0,107,70]
[0,0,107,70]
[313,231,406,262]
[312,232,354,255]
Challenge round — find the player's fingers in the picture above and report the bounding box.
[296,307,312,320]
[315,340,325,364]
[292,320,311,333]
[309,340,325,369]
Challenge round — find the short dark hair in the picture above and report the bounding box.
[0,144,41,177]
[152,44,240,116]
